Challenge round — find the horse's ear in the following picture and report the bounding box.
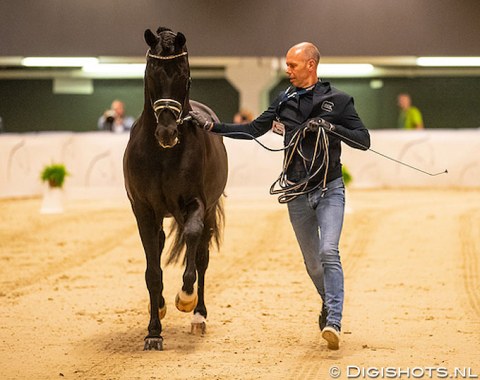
[175,32,186,49]
[144,29,159,49]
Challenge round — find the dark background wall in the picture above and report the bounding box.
[272,77,480,130]
[1,0,479,57]
[1,1,480,132]
[2,75,479,133]
[0,79,238,132]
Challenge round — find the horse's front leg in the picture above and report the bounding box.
[134,205,165,350]
[175,198,204,314]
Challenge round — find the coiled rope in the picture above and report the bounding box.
[221,125,331,203]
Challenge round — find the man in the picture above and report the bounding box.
[189,42,370,350]
[98,99,135,133]
[397,93,424,130]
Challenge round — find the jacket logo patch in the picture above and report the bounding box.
[321,101,334,112]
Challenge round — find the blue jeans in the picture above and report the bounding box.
[287,177,345,329]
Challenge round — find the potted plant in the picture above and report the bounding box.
[40,163,69,214]
[342,165,352,187]
[342,165,353,214]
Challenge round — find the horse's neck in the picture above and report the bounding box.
[183,94,192,114]
[141,105,156,125]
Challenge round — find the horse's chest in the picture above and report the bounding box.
[129,156,190,194]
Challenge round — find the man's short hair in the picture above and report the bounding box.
[305,44,321,65]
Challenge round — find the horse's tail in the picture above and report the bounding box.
[166,196,225,265]
[210,195,225,252]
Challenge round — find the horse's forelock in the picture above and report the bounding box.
[156,26,172,34]
[156,27,177,54]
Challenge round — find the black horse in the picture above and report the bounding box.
[123,27,228,350]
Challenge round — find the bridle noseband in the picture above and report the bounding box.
[152,99,183,124]
[147,49,190,125]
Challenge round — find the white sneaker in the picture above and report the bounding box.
[322,325,340,350]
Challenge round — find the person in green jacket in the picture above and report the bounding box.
[397,93,424,130]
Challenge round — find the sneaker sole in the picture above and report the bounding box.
[322,327,340,350]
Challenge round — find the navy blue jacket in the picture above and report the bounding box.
[212,81,370,186]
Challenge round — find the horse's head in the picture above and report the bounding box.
[144,27,190,149]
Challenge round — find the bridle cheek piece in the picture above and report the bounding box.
[147,49,190,125]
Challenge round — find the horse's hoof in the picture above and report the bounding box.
[147,303,167,320]
[175,290,198,312]
[144,337,163,351]
[190,312,206,335]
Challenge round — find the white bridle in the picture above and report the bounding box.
[146,49,190,125]
[152,98,183,124]
[147,51,188,60]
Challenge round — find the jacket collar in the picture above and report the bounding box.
[313,80,332,104]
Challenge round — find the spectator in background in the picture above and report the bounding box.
[0,116,4,133]
[233,108,254,124]
[98,100,135,133]
[397,93,424,130]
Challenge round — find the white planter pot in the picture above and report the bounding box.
[40,187,65,214]
[345,187,353,214]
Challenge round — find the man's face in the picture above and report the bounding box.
[397,95,411,110]
[285,48,311,88]
[112,101,125,117]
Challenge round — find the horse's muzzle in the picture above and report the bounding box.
[158,136,179,149]
[156,125,179,149]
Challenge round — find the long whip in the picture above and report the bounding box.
[220,129,448,176]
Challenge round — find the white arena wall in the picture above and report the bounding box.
[0,129,479,199]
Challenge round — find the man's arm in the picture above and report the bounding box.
[332,98,370,150]
[190,98,280,140]
[307,98,370,150]
[98,116,107,130]
[411,108,424,129]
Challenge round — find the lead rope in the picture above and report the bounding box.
[209,122,447,202]
[213,125,331,203]
[269,126,331,203]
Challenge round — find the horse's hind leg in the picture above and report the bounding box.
[175,199,204,313]
[189,215,214,334]
[191,205,217,334]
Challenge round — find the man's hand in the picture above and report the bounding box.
[306,118,335,133]
[188,111,213,131]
